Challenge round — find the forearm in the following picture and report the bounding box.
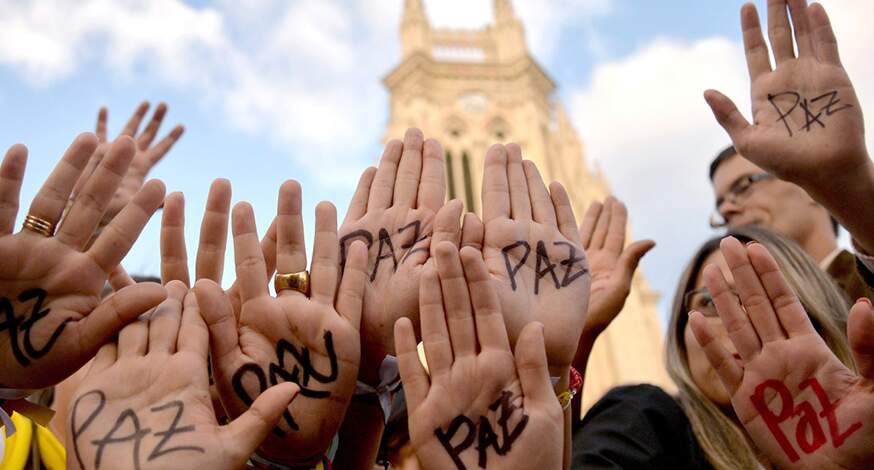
[333,397,386,470]
[805,157,874,255]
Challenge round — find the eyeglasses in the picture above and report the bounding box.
[709,173,775,228]
[682,286,740,318]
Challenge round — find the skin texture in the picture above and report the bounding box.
[195,182,369,466]
[689,237,874,469]
[0,134,167,389]
[66,281,300,470]
[705,0,874,255]
[396,243,563,470]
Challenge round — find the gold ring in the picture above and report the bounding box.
[274,271,310,296]
[22,215,55,237]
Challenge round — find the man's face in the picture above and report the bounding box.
[711,154,816,241]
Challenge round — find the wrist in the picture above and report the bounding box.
[800,151,874,202]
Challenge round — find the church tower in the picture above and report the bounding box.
[383,0,673,412]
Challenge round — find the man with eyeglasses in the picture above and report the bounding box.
[708,145,874,303]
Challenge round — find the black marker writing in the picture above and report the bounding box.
[0,288,72,366]
[768,90,853,137]
[147,401,203,460]
[501,241,588,294]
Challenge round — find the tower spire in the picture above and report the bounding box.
[494,0,517,23]
[400,0,430,58]
[402,0,426,24]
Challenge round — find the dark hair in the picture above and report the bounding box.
[708,145,737,181]
[709,145,840,236]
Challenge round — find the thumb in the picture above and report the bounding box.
[77,282,167,355]
[429,199,464,257]
[194,279,242,364]
[703,89,751,143]
[514,322,556,408]
[222,382,300,463]
[617,239,655,280]
[848,298,874,380]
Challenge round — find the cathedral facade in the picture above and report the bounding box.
[383,0,673,412]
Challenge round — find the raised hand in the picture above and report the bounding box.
[66,281,300,470]
[0,134,167,389]
[395,242,563,470]
[577,197,654,339]
[339,128,461,381]
[73,102,184,228]
[704,1,867,186]
[689,237,874,469]
[196,181,369,466]
[480,144,591,373]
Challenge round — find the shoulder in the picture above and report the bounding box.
[572,384,710,470]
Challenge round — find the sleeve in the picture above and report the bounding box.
[571,384,706,470]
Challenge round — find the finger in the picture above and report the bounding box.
[767,0,795,64]
[746,242,816,337]
[461,212,484,251]
[121,101,150,136]
[0,144,27,234]
[148,280,187,355]
[117,319,149,357]
[160,192,191,285]
[741,3,773,81]
[260,219,278,280]
[71,147,105,199]
[418,138,447,213]
[515,322,555,406]
[590,197,612,250]
[28,133,98,228]
[808,3,841,66]
[108,264,135,291]
[177,290,210,358]
[604,197,628,254]
[578,202,602,249]
[95,107,108,142]
[703,90,752,145]
[848,298,874,380]
[787,0,814,58]
[549,182,581,246]
[57,136,137,248]
[367,139,403,210]
[336,241,368,328]
[435,242,476,358]
[394,317,430,412]
[231,202,269,302]
[344,166,376,224]
[393,128,424,208]
[222,382,300,463]
[137,102,167,149]
[482,144,510,224]
[276,180,307,278]
[88,179,166,272]
[701,263,762,361]
[195,179,231,283]
[310,202,340,305]
[522,160,556,226]
[78,282,167,358]
[506,144,531,220]
[430,199,463,252]
[720,237,785,343]
[194,279,243,364]
[90,341,118,375]
[144,125,184,168]
[688,311,744,395]
[461,246,510,352]
[617,240,656,281]
[419,266,453,379]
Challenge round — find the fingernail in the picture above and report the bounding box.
[857,297,872,307]
[745,241,756,247]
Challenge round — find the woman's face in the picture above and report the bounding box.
[682,249,743,407]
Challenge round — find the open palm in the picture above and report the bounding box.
[0,135,166,389]
[690,238,874,469]
[396,243,563,470]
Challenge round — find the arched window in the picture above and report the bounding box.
[462,151,475,212]
[446,150,457,200]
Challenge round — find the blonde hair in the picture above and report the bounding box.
[665,226,854,470]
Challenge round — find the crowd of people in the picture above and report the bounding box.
[2,1,874,469]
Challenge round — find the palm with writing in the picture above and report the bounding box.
[395,243,563,470]
[0,135,167,389]
[704,1,867,185]
[67,281,300,470]
[689,237,874,469]
[340,128,461,381]
[196,181,369,466]
[480,144,591,373]
[73,102,184,228]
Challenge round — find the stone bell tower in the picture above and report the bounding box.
[384,0,673,412]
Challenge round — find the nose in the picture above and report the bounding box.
[718,198,743,226]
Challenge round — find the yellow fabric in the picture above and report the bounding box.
[1,411,66,470]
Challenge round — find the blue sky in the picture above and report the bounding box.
[1,0,871,325]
